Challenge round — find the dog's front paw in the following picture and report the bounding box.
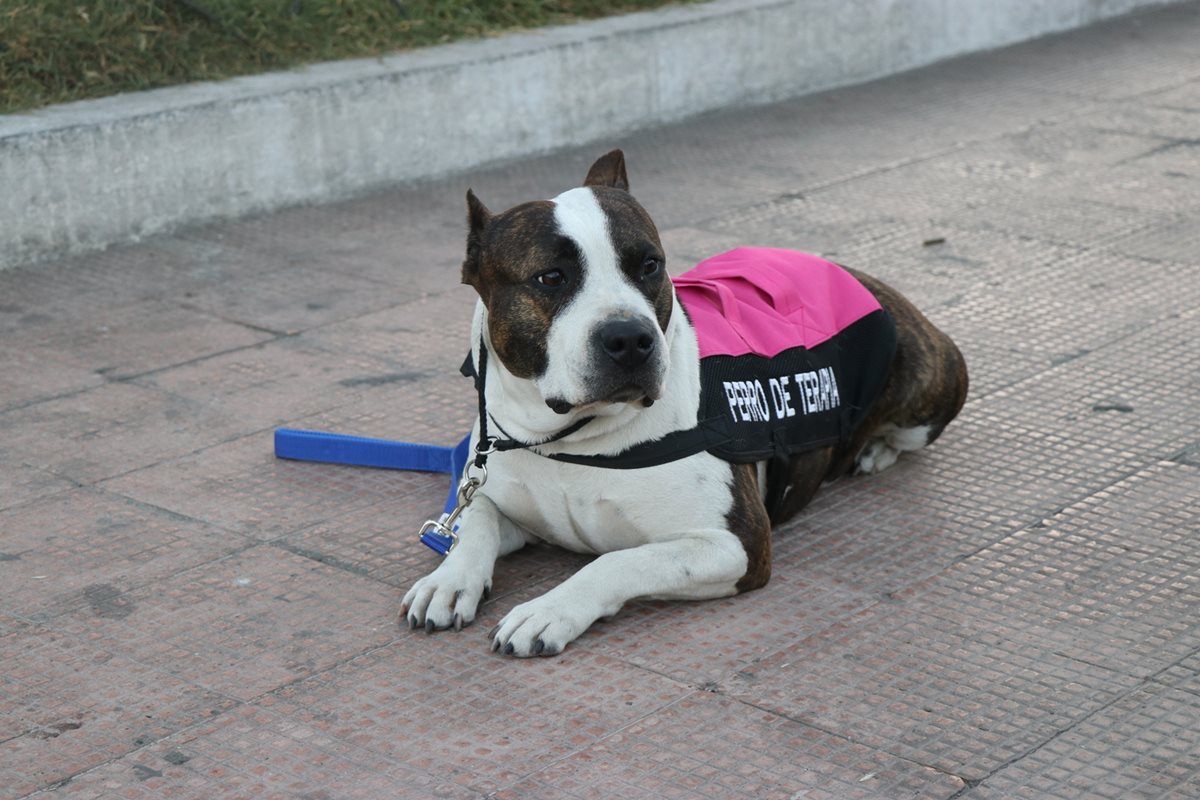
[490,594,594,657]
[400,564,491,634]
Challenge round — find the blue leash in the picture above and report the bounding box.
[274,428,471,518]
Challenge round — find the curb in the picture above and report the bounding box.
[0,0,1182,270]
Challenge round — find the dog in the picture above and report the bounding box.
[400,150,968,656]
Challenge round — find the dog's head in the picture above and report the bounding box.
[461,150,673,416]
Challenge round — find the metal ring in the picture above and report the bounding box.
[461,463,487,492]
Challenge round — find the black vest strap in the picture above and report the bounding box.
[544,415,731,470]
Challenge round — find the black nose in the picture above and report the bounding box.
[598,318,656,369]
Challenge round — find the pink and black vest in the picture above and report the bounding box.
[672,247,895,466]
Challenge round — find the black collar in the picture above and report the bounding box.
[462,337,728,470]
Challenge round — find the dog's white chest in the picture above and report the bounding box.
[483,449,733,555]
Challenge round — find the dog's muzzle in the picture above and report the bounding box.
[544,314,665,414]
[549,315,660,411]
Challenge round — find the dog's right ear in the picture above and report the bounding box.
[462,189,492,288]
[583,149,629,192]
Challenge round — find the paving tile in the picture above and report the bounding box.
[48,546,399,702]
[968,307,1200,455]
[586,570,877,688]
[100,432,434,541]
[764,440,1013,595]
[263,641,692,796]
[131,333,430,432]
[990,4,1200,102]
[0,382,246,484]
[772,297,1189,592]
[0,237,262,341]
[179,185,467,294]
[26,298,273,381]
[944,337,1050,400]
[1109,215,1200,265]
[726,602,1141,783]
[836,224,1090,297]
[0,488,250,622]
[298,288,478,373]
[969,681,1200,800]
[928,122,1168,174]
[288,369,476,455]
[1143,79,1200,112]
[24,704,474,800]
[1086,101,1200,141]
[493,691,965,800]
[900,462,1200,680]
[1042,156,1200,215]
[0,342,103,412]
[784,125,1175,247]
[951,190,1162,248]
[931,246,1200,365]
[180,260,416,336]
[705,193,926,266]
[0,463,74,513]
[0,622,235,799]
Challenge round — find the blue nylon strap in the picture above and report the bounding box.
[273,428,471,515]
[445,435,471,514]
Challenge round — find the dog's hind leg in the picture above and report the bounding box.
[834,269,969,478]
[854,424,934,475]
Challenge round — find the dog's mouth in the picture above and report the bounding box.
[546,385,658,415]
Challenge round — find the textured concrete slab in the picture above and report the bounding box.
[264,644,696,796]
[493,692,967,799]
[0,621,236,798]
[0,489,251,622]
[2,3,1200,798]
[727,605,1142,782]
[968,681,1200,799]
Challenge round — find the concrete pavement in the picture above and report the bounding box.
[2,2,1200,797]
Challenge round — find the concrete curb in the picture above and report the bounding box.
[0,0,1182,269]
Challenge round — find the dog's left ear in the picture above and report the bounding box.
[583,149,629,192]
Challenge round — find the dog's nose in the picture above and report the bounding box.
[598,318,656,369]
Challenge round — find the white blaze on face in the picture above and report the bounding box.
[537,187,666,406]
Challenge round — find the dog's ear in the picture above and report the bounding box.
[583,149,629,192]
[462,189,492,287]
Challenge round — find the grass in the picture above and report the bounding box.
[0,0,696,114]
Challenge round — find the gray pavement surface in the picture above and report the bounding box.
[3,2,1200,798]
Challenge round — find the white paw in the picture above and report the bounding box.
[490,594,593,657]
[400,562,491,633]
[887,424,933,452]
[855,439,900,475]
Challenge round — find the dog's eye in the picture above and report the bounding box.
[641,257,662,279]
[535,269,565,287]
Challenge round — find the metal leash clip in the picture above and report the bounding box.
[418,461,487,556]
